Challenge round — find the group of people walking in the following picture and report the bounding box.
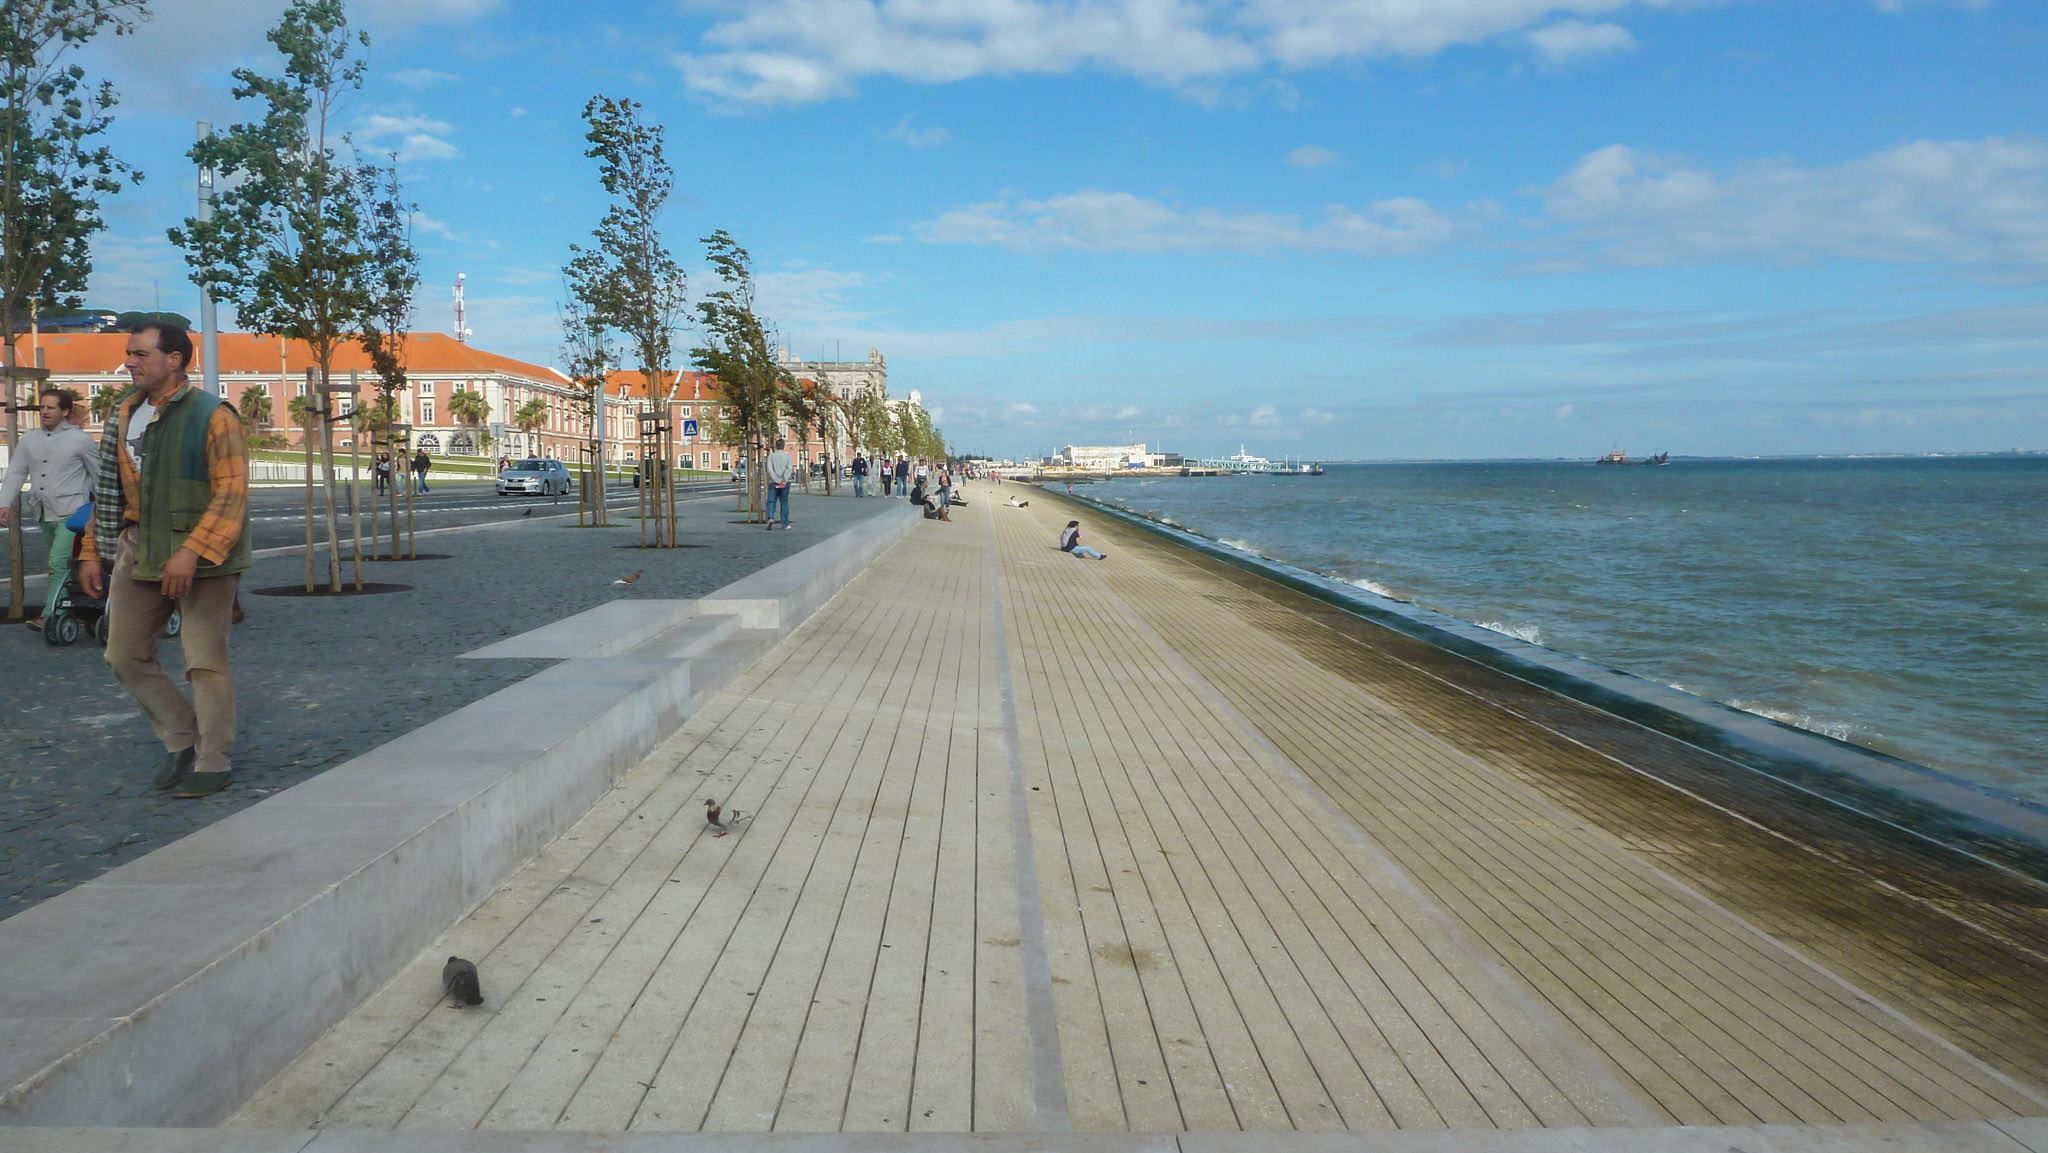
[372,449,433,495]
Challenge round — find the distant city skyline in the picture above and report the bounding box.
[65,0,2048,461]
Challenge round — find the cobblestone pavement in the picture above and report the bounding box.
[0,484,904,918]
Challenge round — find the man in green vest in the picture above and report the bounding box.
[78,322,252,798]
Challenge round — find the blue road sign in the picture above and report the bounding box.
[682,419,700,438]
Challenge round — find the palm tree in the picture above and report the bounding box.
[89,386,123,424]
[239,383,272,427]
[448,388,488,447]
[514,397,548,455]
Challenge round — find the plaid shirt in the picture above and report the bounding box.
[82,382,250,567]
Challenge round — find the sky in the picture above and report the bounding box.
[60,0,2048,461]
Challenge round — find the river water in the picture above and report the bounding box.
[1076,456,2047,804]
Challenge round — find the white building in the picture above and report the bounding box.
[1061,443,1149,469]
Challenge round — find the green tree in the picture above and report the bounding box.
[112,309,190,329]
[514,396,547,452]
[239,381,272,426]
[569,96,687,404]
[354,157,416,442]
[0,0,146,366]
[88,383,119,423]
[447,387,487,445]
[556,288,612,525]
[690,230,789,522]
[170,0,380,591]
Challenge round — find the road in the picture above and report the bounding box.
[4,477,748,580]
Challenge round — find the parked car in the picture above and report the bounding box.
[497,458,572,496]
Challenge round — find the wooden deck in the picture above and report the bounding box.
[231,485,2048,1134]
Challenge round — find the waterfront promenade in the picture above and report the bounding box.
[207,483,2048,1145]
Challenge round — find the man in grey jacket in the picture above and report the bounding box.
[1,389,99,628]
[764,437,795,530]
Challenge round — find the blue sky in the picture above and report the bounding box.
[71,0,2048,460]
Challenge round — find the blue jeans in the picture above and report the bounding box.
[768,483,790,526]
[853,474,866,497]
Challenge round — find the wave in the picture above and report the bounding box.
[1342,576,1401,601]
[1477,620,1543,645]
[1219,537,1265,557]
[1729,699,1857,742]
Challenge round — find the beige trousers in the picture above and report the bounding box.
[105,528,240,776]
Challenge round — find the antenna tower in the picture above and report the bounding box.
[453,273,472,343]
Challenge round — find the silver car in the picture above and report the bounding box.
[496,458,572,496]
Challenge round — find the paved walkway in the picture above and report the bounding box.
[230,484,2048,1135]
[0,484,893,913]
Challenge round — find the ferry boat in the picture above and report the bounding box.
[1595,448,1628,465]
[1186,447,1326,476]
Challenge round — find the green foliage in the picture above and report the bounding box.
[239,381,272,426]
[354,158,416,410]
[87,383,120,422]
[113,309,191,329]
[690,229,785,441]
[0,0,147,350]
[447,386,487,429]
[568,95,686,402]
[287,391,319,427]
[169,0,375,384]
[855,384,895,457]
[556,287,611,434]
[513,397,547,435]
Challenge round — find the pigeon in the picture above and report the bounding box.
[522,508,532,517]
[612,570,642,586]
[442,956,483,1006]
[704,798,750,837]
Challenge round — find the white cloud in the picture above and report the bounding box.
[1525,20,1635,67]
[757,264,875,334]
[1538,136,2048,274]
[1010,402,1038,414]
[83,231,195,317]
[1301,407,1335,423]
[864,233,905,244]
[886,115,950,149]
[1553,403,1576,419]
[1118,405,1142,419]
[1250,405,1280,426]
[672,0,1708,106]
[1288,145,1339,169]
[355,113,461,163]
[916,188,1460,256]
[391,69,460,89]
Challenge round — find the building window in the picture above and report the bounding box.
[421,398,434,424]
[418,380,435,396]
[700,450,710,468]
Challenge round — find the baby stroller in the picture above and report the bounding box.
[42,504,179,647]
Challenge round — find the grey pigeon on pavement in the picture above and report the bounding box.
[705,798,750,837]
[443,956,483,1006]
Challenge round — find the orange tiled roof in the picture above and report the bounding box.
[13,332,569,383]
[609,369,727,403]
